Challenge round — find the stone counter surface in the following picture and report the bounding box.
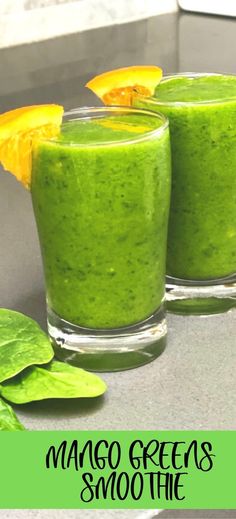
[0,11,235,519]
[1,510,236,519]
[4,309,234,432]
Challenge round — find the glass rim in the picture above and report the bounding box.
[47,106,169,148]
[136,72,236,107]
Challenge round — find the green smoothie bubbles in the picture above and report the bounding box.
[135,73,236,314]
[31,107,171,370]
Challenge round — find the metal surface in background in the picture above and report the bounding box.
[178,0,236,17]
[0,14,178,112]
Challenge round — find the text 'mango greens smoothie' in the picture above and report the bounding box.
[31,107,171,371]
[135,73,236,314]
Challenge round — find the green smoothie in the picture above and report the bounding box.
[31,110,171,329]
[137,74,236,281]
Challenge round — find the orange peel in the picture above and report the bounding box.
[86,65,162,106]
[0,104,63,188]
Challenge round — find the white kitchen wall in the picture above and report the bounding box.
[0,0,177,48]
[0,0,79,13]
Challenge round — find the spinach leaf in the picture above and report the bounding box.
[0,360,107,403]
[0,309,54,383]
[0,397,25,430]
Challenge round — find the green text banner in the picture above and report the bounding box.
[0,430,235,509]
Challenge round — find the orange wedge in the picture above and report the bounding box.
[0,104,64,188]
[86,65,162,106]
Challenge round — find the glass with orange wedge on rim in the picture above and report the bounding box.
[0,78,171,371]
[89,66,236,315]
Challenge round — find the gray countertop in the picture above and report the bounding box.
[8,309,236,431]
[0,9,235,519]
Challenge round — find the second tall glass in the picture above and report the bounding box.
[135,73,236,314]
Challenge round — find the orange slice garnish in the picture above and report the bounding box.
[0,104,64,188]
[86,65,162,106]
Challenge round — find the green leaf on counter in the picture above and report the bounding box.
[0,308,54,383]
[0,360,107,404]
[0,397,25,431]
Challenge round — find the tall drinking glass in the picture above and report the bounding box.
[31,107,171,371]
[135,73,236,314]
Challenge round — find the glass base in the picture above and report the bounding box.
[47,306,167,372]
[166,274,236,315]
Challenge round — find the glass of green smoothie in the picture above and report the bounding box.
[134,73,236,314]
[31,106,171,371]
